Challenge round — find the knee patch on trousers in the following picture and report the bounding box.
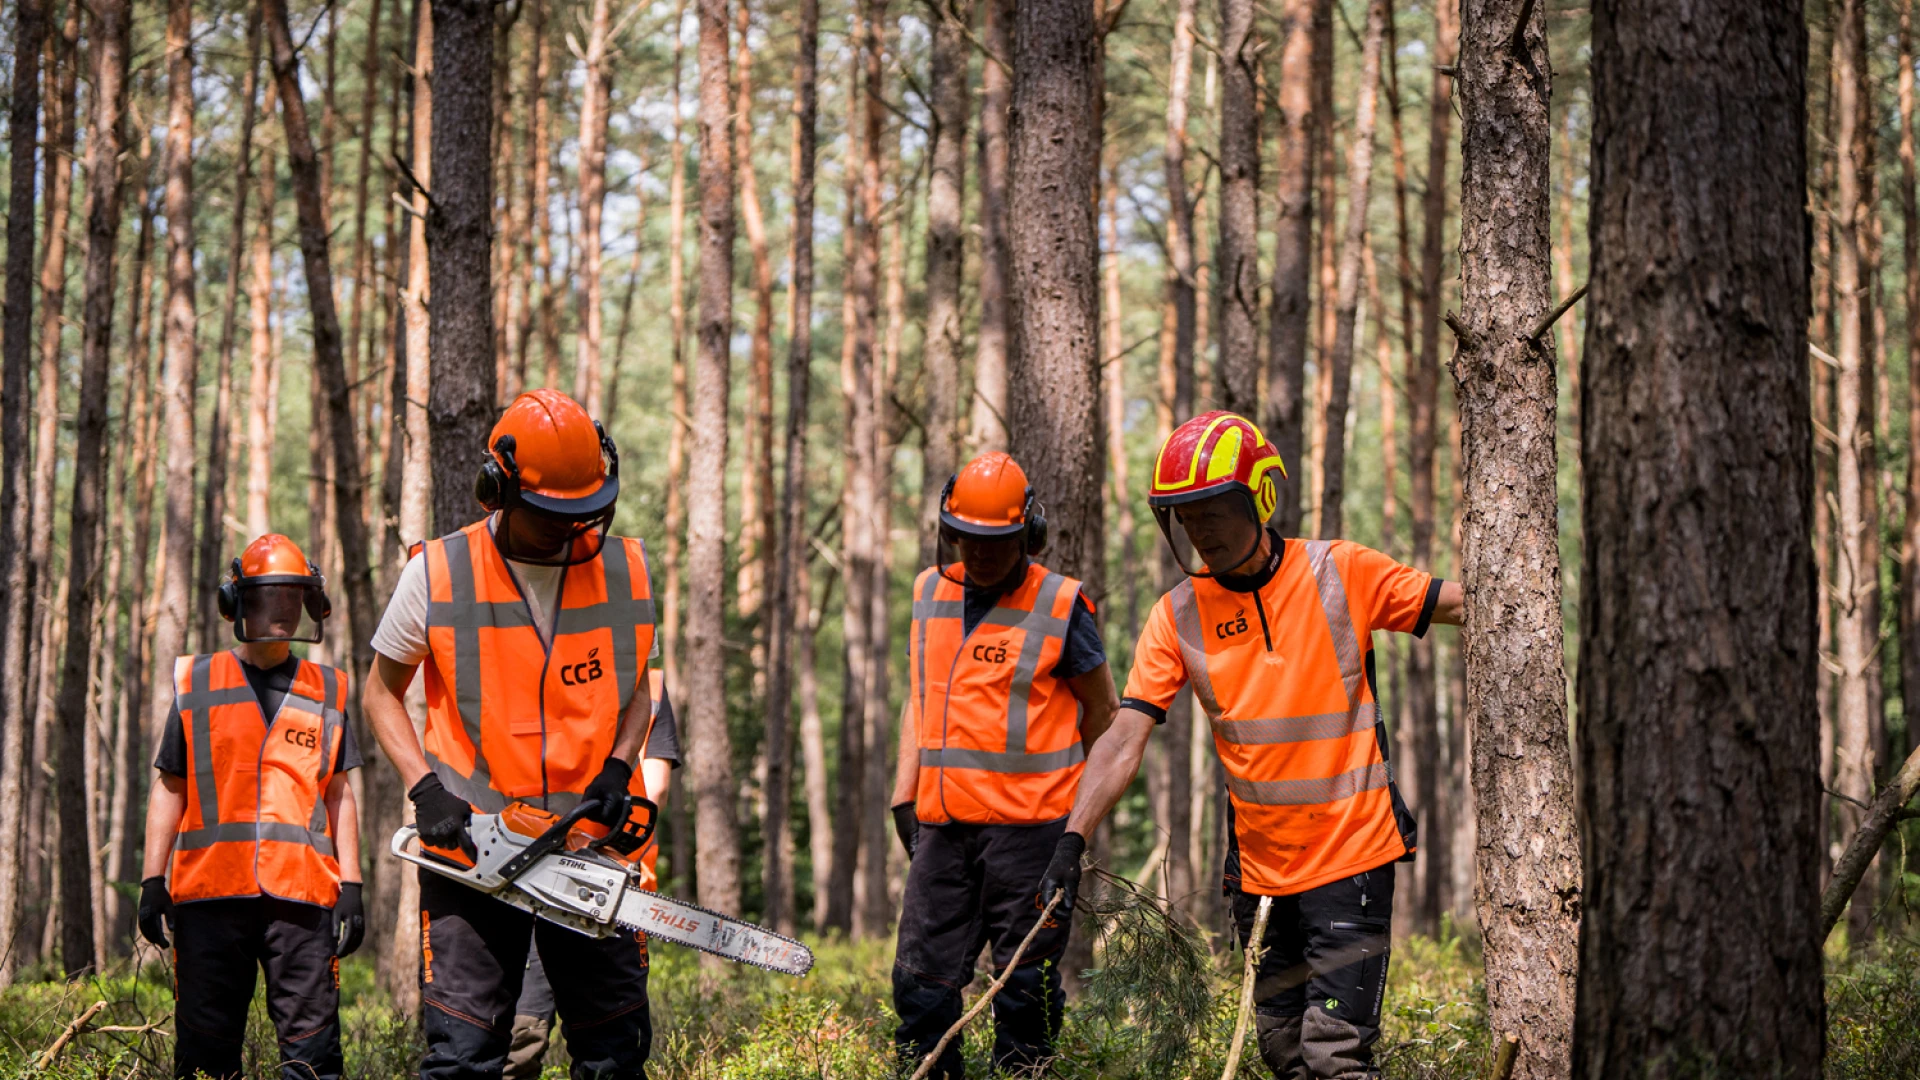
[1254,1011,1305,1079]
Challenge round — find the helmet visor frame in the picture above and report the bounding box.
[231,577,327,644]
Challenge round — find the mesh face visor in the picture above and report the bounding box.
[1151,489,1265,578]
[232,579,326,643]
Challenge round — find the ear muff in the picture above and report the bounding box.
[217,557,242,621]
[475,434,521,512]
[1025,496,1049,555]
[304,560,333,622]
[596,421,620,481]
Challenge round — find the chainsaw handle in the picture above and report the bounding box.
[495,799,607,883]
[585,796,659,857]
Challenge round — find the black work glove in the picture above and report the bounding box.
[333,882,366,957]
[892,802,919,860]
[1036,831,1087,928]
[137,876,173,948]
[409,773,475,857]
[581,757,634,827]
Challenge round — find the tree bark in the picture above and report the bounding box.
[427,0,496,533]
[247,77,282,538]
[55,0,131,976]
[690,0,744,927]
[664,0,693,896]
[1452,2,1578,1075]
[970,0,1013,453]
[347,0,388,514]
[1103,166,1138,645]
[1575,0,1823,1073]
[1163,0,1199,437]
[1317,0,1387,541]
[1007,0,1105,605]
[572,0,615,418]
[733,0,775,621]
[1214,0,1259,416]
[920,0,971,567]
[0,0,46,990]
[798,558,835,929]
[763,0,819,936]
[1265,0,1314,536]
[530,2,560,391]
[1901,3,1920,826]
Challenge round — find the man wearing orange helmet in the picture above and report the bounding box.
[1037,412,1463,1080]
[889,452,1119,1078]
[139,534,364,1080]
[362,389,663,1080]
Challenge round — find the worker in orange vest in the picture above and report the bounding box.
[362,389,661,1080]
[138,534,365,1080]
[1034,412,1463,1080]
[890,452,1119,1078]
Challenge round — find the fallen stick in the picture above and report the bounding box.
[909,890,1066,1080]
[1821,740,1920,938]
[34,999,109,1072]
[1491,1033,1520,1080]
[1220,895,1273,1080]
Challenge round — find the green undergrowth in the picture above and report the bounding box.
[0,925,1912,1078]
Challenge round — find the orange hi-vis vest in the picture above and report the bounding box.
[170,651,349,906]
[910,561,1087,825]
[1167,539,1417,895]
[419,520,657,815]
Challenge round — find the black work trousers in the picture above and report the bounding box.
[171,895,343,1080]
[1231,862,1395,1080]
[892,819,1071,1079]
[419,869,651,1080]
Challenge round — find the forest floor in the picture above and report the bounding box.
[0,925,1915,1078]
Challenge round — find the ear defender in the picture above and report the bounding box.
[474,433,520,512]
[1025,493,1049,555]
[216,558,242,622]
[304,560,333,622]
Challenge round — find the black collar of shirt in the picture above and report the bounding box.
[1214,528,1285,594]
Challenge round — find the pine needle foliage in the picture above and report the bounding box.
[1076,867,1218,1076]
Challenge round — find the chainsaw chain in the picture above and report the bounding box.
[613,890,814,976]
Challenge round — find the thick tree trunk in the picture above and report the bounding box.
[1901,3,1920,814]
[733,0,775,621]
[1163,0,1199,436]
[970,0,1013,453]
[1214,0,1259,416]
[1007,0,1105,605]
[573,0,614,418]
[1575,0,1823,1073]
[1407,0,1455,939]
[1831,0,1882,949]
[1453,2,1578,1075]
[427,0,496,533]
[0,0,46,990]
[763,0,818,936]
[1317,0,1386,541]
[690,0,744,927]
[920,0,971,567]
[347,0,388,515]
[1265,0,1314,536]
[56,0,131,976]
[664,0,694,896]
[530,1,560,390]
[247,78,282,537]
[1103,169,1138,644]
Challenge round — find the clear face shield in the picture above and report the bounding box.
[496,505,617,567]
[1152,489,1266,578]
[936,527,1029,589]
[231,578,328,643]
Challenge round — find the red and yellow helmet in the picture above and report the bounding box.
[1148,411,1287,522]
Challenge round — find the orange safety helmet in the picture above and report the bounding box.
[217,534,331,643]
[940,452,1048,551]
[475,389,622,520]
[1148,412,1287,576]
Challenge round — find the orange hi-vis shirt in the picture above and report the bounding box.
[910,562,1088,825]
[1124,537,1437,896]
[170,651,350,906]
[419,520,657,815]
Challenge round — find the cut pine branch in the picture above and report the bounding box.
[1821,740,1920,938]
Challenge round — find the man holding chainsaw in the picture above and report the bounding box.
[363,389,663,1080]
[890,452,1119,1078]
[1037,412,1464,1080]
[139,533,364,1080]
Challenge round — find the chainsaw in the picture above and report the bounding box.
[391,796,813,976]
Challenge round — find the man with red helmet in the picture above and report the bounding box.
[362,389,663,1080]
[139,534,365,1080]
[889,452,1119,1078]
[1035,412,1463,1080]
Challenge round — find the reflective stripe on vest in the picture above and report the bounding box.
[910,563,1087,824]
[421,522,657,814]
[171,652,346,904]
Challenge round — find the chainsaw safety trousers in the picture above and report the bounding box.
[1232,865,1395,1080]
[170,896,343,1080]
[893,820,1070,1078]
[1124,537,1435,895]
[169,650,350,905]
[419,870,651,1080]
[909,561,1087,825]
[418,519,657,815]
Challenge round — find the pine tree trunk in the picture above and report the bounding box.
[1900,3,1920,807]
[1103,168,1138,644]
[1452,2,1578,1074]
[865,181,905,933]
[689,0,744,929]
[247,78,281,538]
[763,0,819,936]
[970,0,1013,453]
[1265,0,1314,536]
[1163,0,1199,437]
[0,0,47,991]
[1575,0,1822,1072]
[1317,0,1386,541]
[531,0,560,390]
[733,0,775,620]
[55,0,131,976]
[346,0,387,523]
[664,0,693,896]
[920,0,970,566]
[1214,0,1259,416]
[799,558,835,929]
[121,174,162,941]
[1406,0,1455,939]
[573,0,614,418]
[426,0,496,533]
